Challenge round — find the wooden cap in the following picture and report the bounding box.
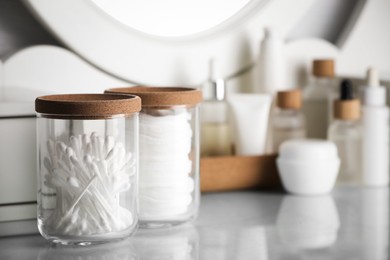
[276,89,302,109]
[35,94,141,119]
[333,99,360,120]
[105,86,202,107]
[313,59,335,78]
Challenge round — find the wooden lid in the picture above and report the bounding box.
[105,86,203,107]
[333,99,360,120]
[277,89,302,109]
[35,94,141,119]
[313,59,335,78]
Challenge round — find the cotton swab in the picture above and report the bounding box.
[42,132,135,236]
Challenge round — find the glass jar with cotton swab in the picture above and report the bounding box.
[35,94,141,245]
[106,87,202,228]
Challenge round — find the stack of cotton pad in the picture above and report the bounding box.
[139,111,194,219]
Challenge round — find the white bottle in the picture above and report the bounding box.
[254,27,286,95]
[201,60,232,157]
[303,59,337,139]
[272,89,306,151]
[328,80,362,185]
[362,68,389,186]
[254,27,287,153]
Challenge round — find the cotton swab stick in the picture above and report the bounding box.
[43,132,135,236]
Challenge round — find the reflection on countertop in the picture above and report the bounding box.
[38,238,137,260]
[133,225,198,260]
[276,195,340,249]
[0,187,388,260]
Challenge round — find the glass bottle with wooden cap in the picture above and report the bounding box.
[35,94,141,245]
[303,59,337,139]
[327,80,362,185]
[272,89,306,151]
[105,86,202,228]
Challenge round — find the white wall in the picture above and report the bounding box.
[0,0,358,61]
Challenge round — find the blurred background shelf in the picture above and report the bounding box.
[200,154,282,192]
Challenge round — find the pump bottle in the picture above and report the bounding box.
[201,60,232,156]
[361,68,389,186]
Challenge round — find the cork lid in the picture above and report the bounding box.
[333,99,360,120]
[105,86,202,107]
[313,59,335,78]
[276,89,302,109]
[35,94,141,119]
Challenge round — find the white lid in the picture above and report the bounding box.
[362,67,386,106]
[279,139,338,161]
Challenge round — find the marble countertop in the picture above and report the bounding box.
[0,187,388,260]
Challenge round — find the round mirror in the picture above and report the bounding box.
[25,0,316,85]
[91,0,251,37]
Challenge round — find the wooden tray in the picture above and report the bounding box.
[200,154,282,192]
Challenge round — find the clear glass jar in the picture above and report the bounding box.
[106,87,202,228]
[35,94,141,245]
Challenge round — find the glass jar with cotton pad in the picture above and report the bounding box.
[106,87,202,228]
[35,94,141,245]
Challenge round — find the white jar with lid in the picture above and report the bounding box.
[35,94,141,245]
[106,87,202,228]
[277,139,340,195]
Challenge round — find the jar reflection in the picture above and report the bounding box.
[37,238,137,260]
[133,225,198,260]
[198,227,230,260]
[362,188,389,260]
[235,227,269,260]
[276,195,340,249]
[198,226,269,260]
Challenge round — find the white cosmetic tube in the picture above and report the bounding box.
[228,93,272,155]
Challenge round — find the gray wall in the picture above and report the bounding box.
[0,1,61,60]
[288,0,358,44]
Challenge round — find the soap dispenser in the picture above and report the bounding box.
[201,60,232,156]
[328,80,362,185]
